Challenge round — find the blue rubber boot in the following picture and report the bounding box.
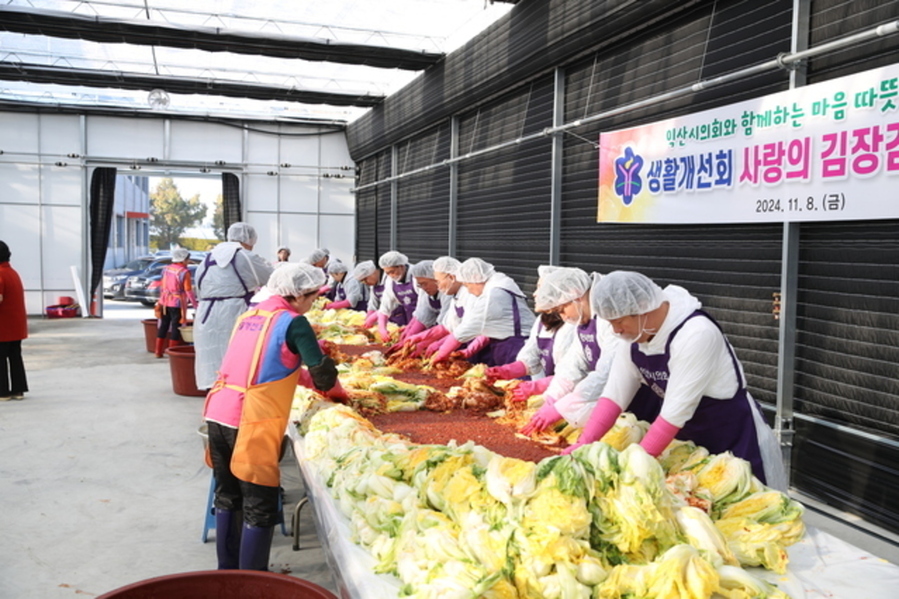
[238,523,274,571]
[215,509,243,569]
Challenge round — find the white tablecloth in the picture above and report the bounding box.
[288,428,899,599]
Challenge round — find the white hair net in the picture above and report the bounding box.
[537,264,562,280]
[307,248,329,264]
[592,270,665,320]
[409,260,435,279]
[533,267,591,312]
[457,258,495,284]
[267,263,326,297]
[378,250,409,268]
[352,260,377,281]
[433,256,460,276]
[277,246,291,253]
[171,248,190,262]
[327,260,348,275]
[227,222,257,245]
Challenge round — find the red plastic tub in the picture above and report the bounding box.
[165,345,206,397]
[96,570,337,599]
[141,318,158,353]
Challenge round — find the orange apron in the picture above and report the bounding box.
[206,306,300,487]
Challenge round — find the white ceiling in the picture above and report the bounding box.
[0,0,514,123]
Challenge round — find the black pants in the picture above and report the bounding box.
[156,306,183,341]
[0,340,28,396]
[207,421,280,527]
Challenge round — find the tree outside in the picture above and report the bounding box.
[150,177,208,250]
[211,194,225,242]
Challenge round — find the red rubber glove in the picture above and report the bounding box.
[510,376,553,402]
[485,361,529,382]
[363,311,379,328]
[639,416,681,456]
[324,299,351,310]
[431,335,462,363]
[459,335,490,359]
[561,397,622,455]
[377,313,391,343]
[400,318,426,342]
[520,398,561,435]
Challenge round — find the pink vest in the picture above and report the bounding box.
[159,263,193,308]
[203,296,302,427]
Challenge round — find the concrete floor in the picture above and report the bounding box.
[0,301,336,598]
[2,301,897,599]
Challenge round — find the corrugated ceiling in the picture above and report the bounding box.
[0,0,515,123]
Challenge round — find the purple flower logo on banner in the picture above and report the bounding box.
[614,147,644,206]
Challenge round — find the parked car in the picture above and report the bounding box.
[124,262,199,306]
[103,256,157,300]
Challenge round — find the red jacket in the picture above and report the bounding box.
[0,262,27,342]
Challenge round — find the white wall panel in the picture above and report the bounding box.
[41,167,83,206]
[319,214,355,265]
[280,135,319,168]
[0,112,39,154]
[0,204,41,290]
[279,175,318,213]
[41,205,83,291]
[278,213,320,264]
[0,163,40,204]
[87,117,165,159]
[246,129,279,165]
[244,174,278,212]
[320,132,352,167]
[170,120,243,163]
[39,114,82,157]
[320,177,355,214]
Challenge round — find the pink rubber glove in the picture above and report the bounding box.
[459,335,490,359]
[561,397,622,455]
[639,416,681,456]
[324,299,351,310]
[363,311,378,328]
[400,318,426,342]
[431,335,462,363]
[319,285,331,295]
[521,398,561,435]
[377,313,391,343]
[324,378,350,403]
[485,361,529,382]
[511,376,553,402]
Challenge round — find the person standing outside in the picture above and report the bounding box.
[154,248,198,357]
[194,223,274,390]
[0,240,28,401]
[203,263,338,570]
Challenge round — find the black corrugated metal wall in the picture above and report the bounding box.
[348,0,899,534]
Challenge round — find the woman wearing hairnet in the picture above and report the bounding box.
[392,260,450,345]
[153,248,198,357]
[563,270,787,489]
[404,256,469,356]
[352,260,383,327]
[519,267,620,435]
[485,265,577,402]
[203,263,339,571]
[431,257,535,367]
[375,250,417,342]
[194,223,275,390]
[304,248,330,273]
[322,260,367,311]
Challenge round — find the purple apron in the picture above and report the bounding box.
[372,282,385,312]
[196,251,253,324]
[454,302,465,318]
[629,310,766,483]
[389,277,417,326]
[577,317,602,370]
[327,281,343,302]
[471,289,528,367]
[535,321,557,376]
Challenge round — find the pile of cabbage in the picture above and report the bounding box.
[299,402,804,599]
[305,306,399,345]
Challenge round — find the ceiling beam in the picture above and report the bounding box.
[0,62,385,107]
[0,6,443,71]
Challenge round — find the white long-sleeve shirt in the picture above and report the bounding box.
[412,289,450,328]
[439,287,472,332]
[516,320,577,378]
[452,272,535,343]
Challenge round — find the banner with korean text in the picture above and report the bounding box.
[597,63,899,223]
